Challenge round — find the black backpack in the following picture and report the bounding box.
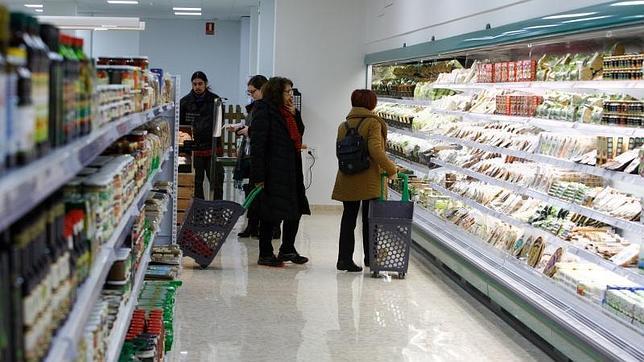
[337,118,370,174]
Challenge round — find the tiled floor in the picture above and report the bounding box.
[171,212,551,362]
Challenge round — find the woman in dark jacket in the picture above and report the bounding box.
[251,77,310,267]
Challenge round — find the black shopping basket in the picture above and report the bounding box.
[178,187,262,269]
[369,173,414,279]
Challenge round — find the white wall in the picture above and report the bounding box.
[90,30,141,58]
[365,0,610,54]
[257,0,276,76]
[139,19,242,105]
[239,17,252,104]
[274,0,367,205]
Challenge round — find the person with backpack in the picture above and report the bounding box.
[251,76,310,267]
[332,89,398,272]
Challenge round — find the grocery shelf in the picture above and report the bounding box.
[425,181,644,286]
[431,80,644,93]
[388,154,433,177]
[380,98,644,138]
[105,220,171,361]
[428,133,644,186]
[105,237,154,362]
[0,103,175,232]
[44,148,172,362]
[398,187,644,360]
[431,158,644,235]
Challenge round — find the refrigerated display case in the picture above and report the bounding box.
[365,1,644,361]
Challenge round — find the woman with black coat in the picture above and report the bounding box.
[251,76,310,267]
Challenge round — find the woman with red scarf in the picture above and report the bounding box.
[250,77,310,267]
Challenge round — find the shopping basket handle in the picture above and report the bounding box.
[380,172,410,203]
[242,186,263,209]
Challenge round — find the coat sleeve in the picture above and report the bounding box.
[250,105,270,183]
[367,119,397,176]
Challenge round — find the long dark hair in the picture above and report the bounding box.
[261,76,293,109]
[248,74,268,89]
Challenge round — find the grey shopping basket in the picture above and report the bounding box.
[178,187,262,269]
[369,173,414,279]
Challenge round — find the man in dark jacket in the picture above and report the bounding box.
[180,71,225,199]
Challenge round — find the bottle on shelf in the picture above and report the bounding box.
[59,34,80,143]
[26,15,50,157]
[9,12,35,167]
[73,37,92,136]
[40,24,64,149]
[0,5,8,176]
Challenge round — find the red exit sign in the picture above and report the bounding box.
[206,22,215,35]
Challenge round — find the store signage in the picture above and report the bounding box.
[206,22,215,35]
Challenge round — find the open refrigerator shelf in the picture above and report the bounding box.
[368,3,644,360]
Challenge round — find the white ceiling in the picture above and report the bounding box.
[5,0,259,20]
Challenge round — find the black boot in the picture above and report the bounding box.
[258,254,284,267]
[337,260,363,272]
[238,226,258,238]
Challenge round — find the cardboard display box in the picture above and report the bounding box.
[178,186,194,199]
[178,198,193,211]
[178,172,195,186]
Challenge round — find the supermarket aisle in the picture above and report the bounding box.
[171,212,551,362]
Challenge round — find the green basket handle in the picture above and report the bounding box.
[380,172,410,202]
[242,186,263,209]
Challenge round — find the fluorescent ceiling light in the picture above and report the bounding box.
[562,15,612,23]
[107,0,139,4]
[174,12,202,16]
[37,16,145,31]
[523,24,561,29]
[542,12,597,20]
[24,4,43,8]
[610,1,644,5]
[34,9,43,12]
[173,7,201,11]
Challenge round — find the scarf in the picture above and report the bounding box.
[280,106,302,151]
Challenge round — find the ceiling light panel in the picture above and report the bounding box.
[174,12,202,16]
[107,0,139,4]
[24,4,43,8]
[172,7,201,11]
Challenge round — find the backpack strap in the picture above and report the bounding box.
[344,117,367,132]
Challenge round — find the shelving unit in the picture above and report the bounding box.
[0,103,174,232]
[369,2,644,359]
[391,190,644,361]
[379,97,644,138]
[44,146,174,362]
[105,210,172,362]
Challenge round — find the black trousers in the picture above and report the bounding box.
[193,155,224,200]
[259,218,299,257]
[338,200,372,265]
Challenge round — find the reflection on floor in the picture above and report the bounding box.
[172,213,551,362]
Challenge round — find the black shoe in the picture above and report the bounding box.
[337,260,363,272]
[278,252,309,264]
[364,259,370,268]
[258,255,284,267]
[272,228,281,240]
[237,228,258,238]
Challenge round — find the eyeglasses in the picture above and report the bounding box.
[246,89,258,96]
[283,89,294,95]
